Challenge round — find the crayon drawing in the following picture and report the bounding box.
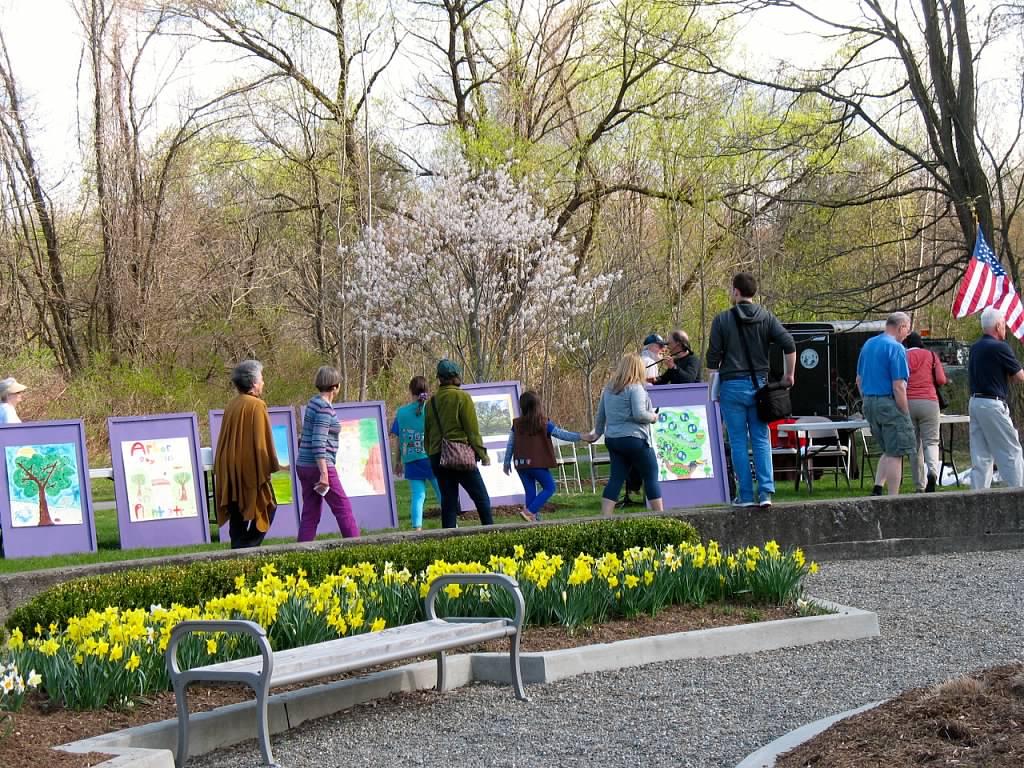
[652,406,715,481]
[335,418,386,497]
[5,443,83,527]
[472,393,515,441]
[120,437,199,522]
[271,424,294,505]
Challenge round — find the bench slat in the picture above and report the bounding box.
[188,618,514,686]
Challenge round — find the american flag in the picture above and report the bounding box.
[952,229,1024,339]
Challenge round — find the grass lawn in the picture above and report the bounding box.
[0,454,972,576]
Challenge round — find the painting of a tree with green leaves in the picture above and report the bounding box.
[5,443,82,527]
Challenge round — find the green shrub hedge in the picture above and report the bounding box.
[7,518,699,631]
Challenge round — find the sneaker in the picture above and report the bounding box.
[759,496,773,508]
[731,499,756,508]
[518,508,534,522]
[925,473,937,493]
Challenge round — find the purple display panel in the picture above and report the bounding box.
[459,381,525,511]
[299,400,397,534]
[0,420,97,558]
[108,413,211,550]
[645,383,730,509]
[209,406,301,542]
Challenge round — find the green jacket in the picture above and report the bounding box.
[423,385,487,461]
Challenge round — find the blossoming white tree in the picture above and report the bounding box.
[349,157,618,382]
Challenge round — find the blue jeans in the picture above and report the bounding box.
[408,477,441,528]
[516,467,556,518]
[602,436,662,502]
[720,376,775,503]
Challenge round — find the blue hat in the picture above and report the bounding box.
[643,333,667,346]
[437,359,461,378]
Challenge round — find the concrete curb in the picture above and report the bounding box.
[734,701,884,767]
[59,599,879,767]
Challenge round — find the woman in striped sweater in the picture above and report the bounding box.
[296,366,361,542]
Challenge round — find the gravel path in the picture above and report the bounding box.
[189,550,1024,768]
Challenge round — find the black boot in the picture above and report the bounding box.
[871,484,884,496]
[925,473,937,493]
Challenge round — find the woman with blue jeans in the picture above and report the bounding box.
[593,354,664,515]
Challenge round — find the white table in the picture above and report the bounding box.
[776,414,970,492]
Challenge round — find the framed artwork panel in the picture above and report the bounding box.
[108,413,211,550]
[461,381,525,510]
[0,420,97,558]
[646,383,730,508]
[299,400,398,534]
[209,406,301,542]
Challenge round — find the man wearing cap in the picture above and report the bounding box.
[967,306,1024,489]
[654,330,702,385]
[0,377,27,424]
[856,311,914,496]
[641,333,667,384]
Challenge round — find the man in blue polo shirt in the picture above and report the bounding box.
[856,312,914,495]
[968,307,1024,489]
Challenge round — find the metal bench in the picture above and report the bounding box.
[166,573,526,767]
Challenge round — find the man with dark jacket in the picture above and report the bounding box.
[706,273,796,508]
[654,330,702,385]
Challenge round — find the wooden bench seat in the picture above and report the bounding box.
[166,573,526,767]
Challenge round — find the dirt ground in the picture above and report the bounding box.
[776,663,1024,768]
[0,601,791,768]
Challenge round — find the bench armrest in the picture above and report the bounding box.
[165,619,273,678]
[424,573,525,630]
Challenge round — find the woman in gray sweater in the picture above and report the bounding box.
[593,354,664,515]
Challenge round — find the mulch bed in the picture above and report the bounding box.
[0,601,792,767]
[776,663,1024,767]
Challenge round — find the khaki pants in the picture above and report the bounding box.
[969,397,1024,489]
[908,399,940,490]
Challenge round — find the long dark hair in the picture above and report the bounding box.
[410,376,429,416]
[518,390,546,435]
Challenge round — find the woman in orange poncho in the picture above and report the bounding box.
[213,360,281,548]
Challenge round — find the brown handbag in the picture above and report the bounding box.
[431,397,478,471]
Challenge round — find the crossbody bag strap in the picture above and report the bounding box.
[430,396,445,440]
[732,306,760,389]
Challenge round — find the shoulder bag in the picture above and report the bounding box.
[733,307,793,422]
[931,353,949,411]
[430,396,478,471]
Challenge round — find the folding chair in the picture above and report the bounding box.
[587,436,612,493]
[552,437,583,494]
[859,425,882,488]
[795,416,851,491]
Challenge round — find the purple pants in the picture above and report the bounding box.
[297,464,360,541]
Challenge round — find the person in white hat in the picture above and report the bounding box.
[0,377,27,424]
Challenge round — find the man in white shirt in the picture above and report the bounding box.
[640,333,667,384]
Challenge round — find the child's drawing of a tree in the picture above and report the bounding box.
[11,447,75,527]
[130,471,147,498]
[173,471,191,501]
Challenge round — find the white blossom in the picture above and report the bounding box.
[346,155,618,380]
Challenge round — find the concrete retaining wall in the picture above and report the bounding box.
[2,488,1023,625]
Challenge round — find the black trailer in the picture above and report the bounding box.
[769,320,887,417]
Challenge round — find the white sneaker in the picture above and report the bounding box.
[759,496,773,508]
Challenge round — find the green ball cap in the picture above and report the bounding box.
[437,359,461,378]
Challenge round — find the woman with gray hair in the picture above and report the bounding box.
[212,360,282,548]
